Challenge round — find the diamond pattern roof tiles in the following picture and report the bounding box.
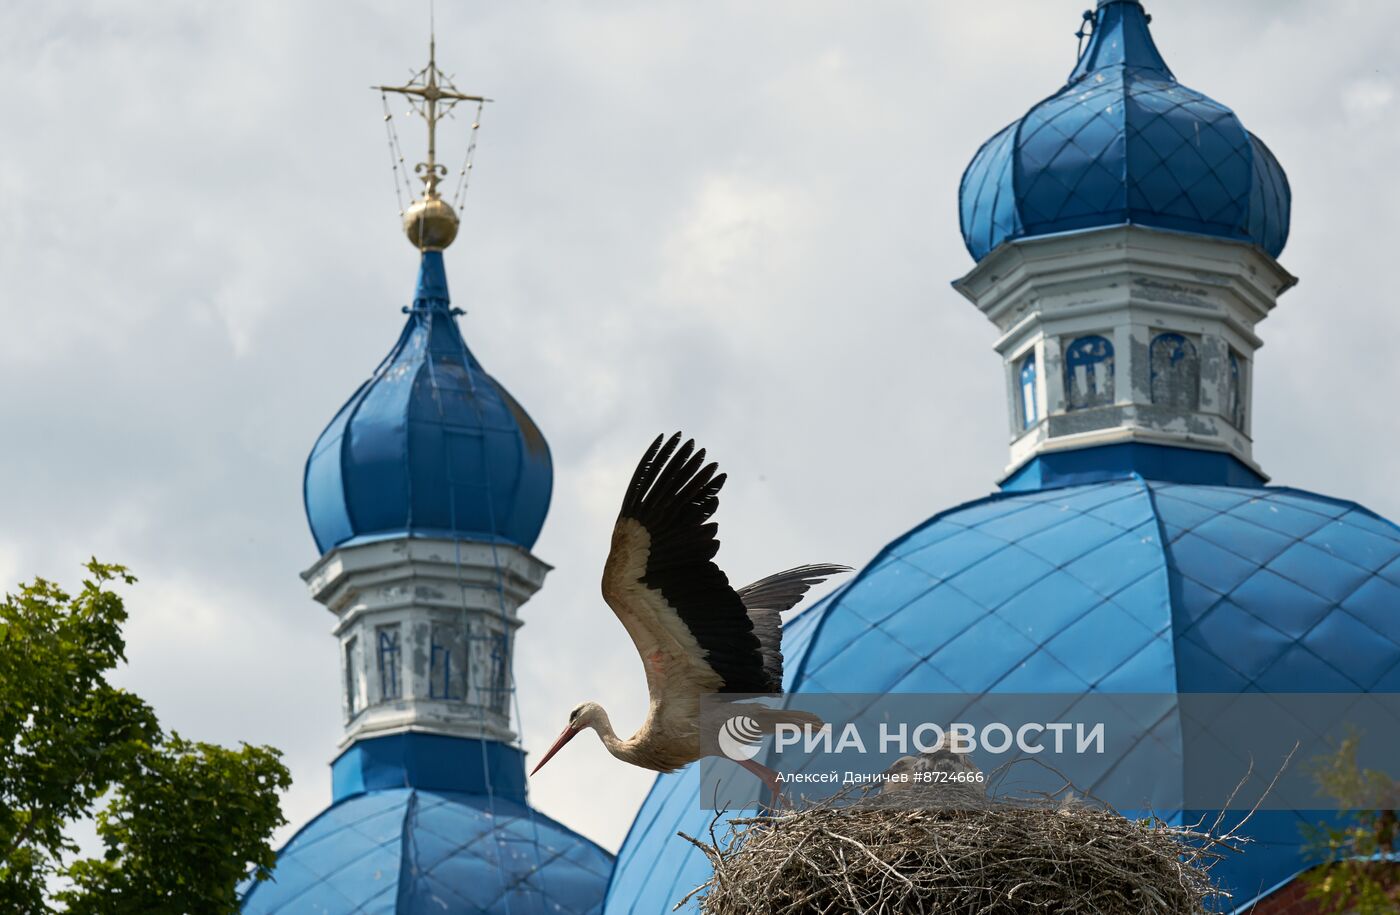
[242,788,612,915]
[959,2,1289,261]
[603,476,1400,915]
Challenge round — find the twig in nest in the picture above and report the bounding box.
[681,788,1246,915]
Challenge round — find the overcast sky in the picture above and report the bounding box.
[2,0,1397,855]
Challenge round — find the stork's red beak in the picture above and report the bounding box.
[530,724,581,776]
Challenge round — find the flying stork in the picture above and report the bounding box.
[529,432,848,798]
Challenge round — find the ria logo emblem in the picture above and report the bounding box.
[717,715,765,762]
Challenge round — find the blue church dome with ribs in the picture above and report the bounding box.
[958,0,1291,262]
[241,734,613,914]
[303,251,552,554]
[601,448,1400,914]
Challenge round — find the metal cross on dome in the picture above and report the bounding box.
[374,34,490,199]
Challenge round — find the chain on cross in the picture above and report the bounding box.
[375,35,490,200]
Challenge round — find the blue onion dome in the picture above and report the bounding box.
[959,0,1291,262]
[304,251,553,554]
[603,450,1400,912]
[241,734,613,914]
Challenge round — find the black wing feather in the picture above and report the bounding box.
[619,433,769,694]
[737,564,853,613]
[738,564,852,691]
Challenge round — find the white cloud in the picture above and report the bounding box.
[1342,77,1395,121]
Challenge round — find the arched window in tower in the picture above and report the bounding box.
[1019,352,1038,429]
[1064,335,1115,410]
[429,622,467,701]
[344,636,362,720]
[1229,350,1247,429]
[1150,333,1201,410]
[376,624,402,702]
[489,633,511,716]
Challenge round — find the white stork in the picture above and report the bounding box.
[530,433,848,798]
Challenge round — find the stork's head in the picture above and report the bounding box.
[530,701,605,776]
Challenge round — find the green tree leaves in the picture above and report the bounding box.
[1302,732,1400,914]
[0,561,291,914]
[58,737,290,915]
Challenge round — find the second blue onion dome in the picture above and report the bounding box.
[303,251,553,555]
[959,0,1291,262]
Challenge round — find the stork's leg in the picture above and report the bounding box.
[737,759,791,810]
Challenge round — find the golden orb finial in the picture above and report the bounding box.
[375,32,489,253]
[403,194,460,251]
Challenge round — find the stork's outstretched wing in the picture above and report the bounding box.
[738,564,853,613]
[739,564,852,691]
[601,434,771,728]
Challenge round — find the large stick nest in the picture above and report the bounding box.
[681,792,1239,915]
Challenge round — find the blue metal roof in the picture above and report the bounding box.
[242,735,613,914]
[329,733,529,805]
[958,0,1290,262]
[304,252,552,554]
[602,456,1400,913]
